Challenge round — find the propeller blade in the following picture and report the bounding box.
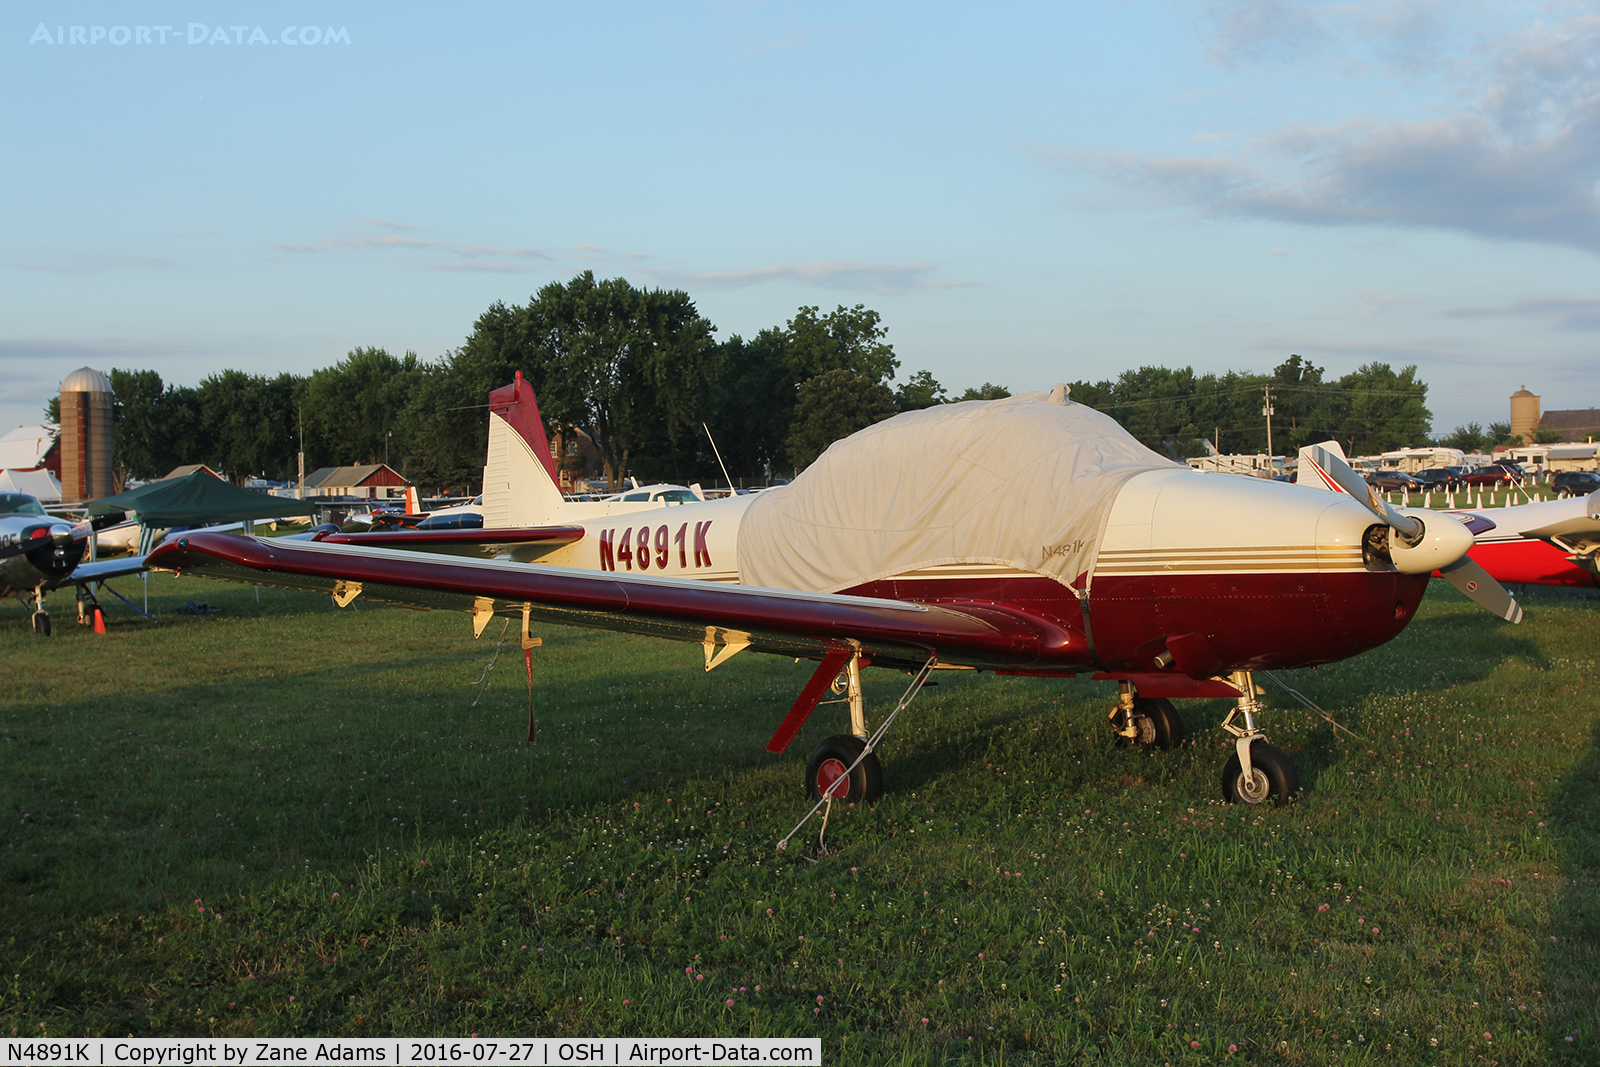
[1439,555,1524,623]
[1304,445,1521,622]
[1302,444,1424,542]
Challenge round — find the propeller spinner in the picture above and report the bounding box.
[1302,445,1523,623]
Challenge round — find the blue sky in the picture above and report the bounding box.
[5,1,1599,439]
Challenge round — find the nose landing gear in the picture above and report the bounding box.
[1218,670,1299,806]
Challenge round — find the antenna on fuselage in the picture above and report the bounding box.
[703,422,734,491]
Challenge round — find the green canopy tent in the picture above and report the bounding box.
[89,471,318,538]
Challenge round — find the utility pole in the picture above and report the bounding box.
[1262,385,1276,471]
[297,405,305,500]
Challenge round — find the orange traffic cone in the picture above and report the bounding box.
[92,607,106,634]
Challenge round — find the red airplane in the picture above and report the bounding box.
[149,378,1521,810]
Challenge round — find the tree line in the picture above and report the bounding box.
[57,272,1007,493]
[1065,355,1436,458]
[51,272,1461,494]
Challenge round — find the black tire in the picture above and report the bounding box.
[805,734,884,803]
[32,612,51,637]
[1112,696,1184,750]
[1220,741,1299,806]
[1141,697,1183,750]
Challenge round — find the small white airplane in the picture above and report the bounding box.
[2,492,147,634]
[152,377,1520,809]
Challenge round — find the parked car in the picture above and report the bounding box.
[1366,470,1423,491]
[1461,464,1521,487]
[1552,471,1600,497]
[1411,468,1462,490]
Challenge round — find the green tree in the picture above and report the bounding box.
[954,382,1010,401]
[196,370,301,483]
[107,369,205,485]
[1438,422,1486,453]
[299,347,423,475]
[1487,421,1516,447]
[785,368,897,470]
[513,272,718,484]
[705,329,793,481]
[1335,363,1432,454]
[893,369,947,411]
[782,305,898,383]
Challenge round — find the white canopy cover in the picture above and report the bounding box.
[737,388,1179,594]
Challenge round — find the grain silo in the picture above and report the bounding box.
[1510,385,1540,444]
[59,366,114,502]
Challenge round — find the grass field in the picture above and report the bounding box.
[2,568,1597,1064]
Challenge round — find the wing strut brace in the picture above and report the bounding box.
[777,652,937,854]
[766,646,855,754]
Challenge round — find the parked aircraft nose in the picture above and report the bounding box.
[1387,510,1474,575]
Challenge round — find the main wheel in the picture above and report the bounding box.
[1139,697,1183,750]
[31,612,51,637]
[1112,696,1184,750]
[1220,741,1299,806]
[805,735,884,803]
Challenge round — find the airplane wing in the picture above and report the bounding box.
[313,525,585,556]
[65,555,149,585]
[147,532,1078,672]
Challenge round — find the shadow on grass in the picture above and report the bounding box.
[1547,712,1600,1060]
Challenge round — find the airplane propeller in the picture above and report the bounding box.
[0,522,81,561]
[1302,445,1523,623]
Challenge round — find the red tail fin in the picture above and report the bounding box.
[482,372,566,527]
[488,372,559,487]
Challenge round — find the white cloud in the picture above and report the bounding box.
[1074,8,1600,255]
[650,260,972,294]
[271,223,965,292]
[1441,296,1600,331]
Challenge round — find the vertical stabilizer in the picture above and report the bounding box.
[482,372,565,528]
[1297,440,1350,491]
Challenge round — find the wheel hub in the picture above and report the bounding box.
[1236,768,1271,804]
[815,758,849,798]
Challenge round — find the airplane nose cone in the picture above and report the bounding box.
[1388,510,1474,574]
[46,523,75,548]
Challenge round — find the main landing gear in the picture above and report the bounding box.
[1112,670,1300,807]
[1108,684,1185,750]
[805,653,884,803]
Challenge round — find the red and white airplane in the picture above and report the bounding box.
[149,377,1521,809]
[1297,442,1600,591]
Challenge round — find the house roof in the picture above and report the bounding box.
[304,464,403,489]
[0,426,56,470]
[1540,408,1600,429]
[163,464,222,480]
[1539,408,1600,441]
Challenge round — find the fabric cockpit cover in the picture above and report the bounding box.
[737,389,1179,594]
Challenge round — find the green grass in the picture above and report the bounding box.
[1,571,1597,1064]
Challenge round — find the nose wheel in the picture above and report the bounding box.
[30,588,50,636]
[1217,670,1300,806]
[1222,739,1299,806]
